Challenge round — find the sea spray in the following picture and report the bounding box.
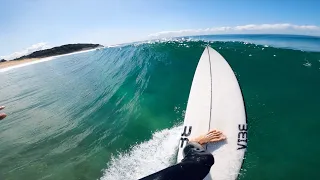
[100,125,183,180]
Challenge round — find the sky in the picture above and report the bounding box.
[1,0,320,60]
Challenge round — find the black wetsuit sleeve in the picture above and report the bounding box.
[139,142,214,180]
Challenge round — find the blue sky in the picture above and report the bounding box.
[1,0,320,59]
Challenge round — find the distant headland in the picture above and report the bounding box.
[0,43,103,69]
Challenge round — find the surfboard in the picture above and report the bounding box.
[177,46,247,180]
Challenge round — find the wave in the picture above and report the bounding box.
[1,34,320,180]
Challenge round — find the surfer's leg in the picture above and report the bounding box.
[190,129,226,145]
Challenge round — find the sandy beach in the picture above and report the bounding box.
[0,48,100,72]
[0,58,40,69]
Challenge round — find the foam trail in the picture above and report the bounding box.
[100,125,182,180]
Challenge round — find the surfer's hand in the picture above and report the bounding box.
[0,106,7,120]
[190,130,226,145]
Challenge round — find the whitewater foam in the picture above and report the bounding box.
[100,125,182,180]
[303,61,312,67]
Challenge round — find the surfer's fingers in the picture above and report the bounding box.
[213,134,226,140]
[207,134,223,139]
[208,129,217,133]
[221,135,227,140]
[207,133,226,139]
[208,130,224,136]
[205,134,219,138]
[206,134,221,139]
[209,136,226,142]
[220,136,226,140]
[208,129,221,134]
[208,130,222,134]
[207,131,222,136]
[0,106,5,110]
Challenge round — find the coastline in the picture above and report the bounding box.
[0,58,41,69]
[0,48,100,72]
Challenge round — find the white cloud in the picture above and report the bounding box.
[1,42,50,60]
[148,24,320,38]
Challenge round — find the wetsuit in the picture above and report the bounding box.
[139,142,214,180]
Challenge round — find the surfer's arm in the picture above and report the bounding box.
[181,141,214,170]
[139,142,214,180]
[139,130,225,180]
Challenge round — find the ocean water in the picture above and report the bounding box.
[0,34,320,180]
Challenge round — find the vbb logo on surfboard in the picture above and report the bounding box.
[180,126,192,148]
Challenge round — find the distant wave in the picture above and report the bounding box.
[2,34,318,74]
[144,34,320,52]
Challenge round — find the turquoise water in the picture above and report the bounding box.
[0,35,320,180]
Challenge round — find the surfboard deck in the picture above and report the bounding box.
[177,46,247,180]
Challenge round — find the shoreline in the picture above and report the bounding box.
[0,58,41,69]
[0,48,100,72]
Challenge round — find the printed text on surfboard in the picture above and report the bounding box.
[180,126,192,148]
[237,124,247,150]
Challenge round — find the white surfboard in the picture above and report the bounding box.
[177,46,247,180]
